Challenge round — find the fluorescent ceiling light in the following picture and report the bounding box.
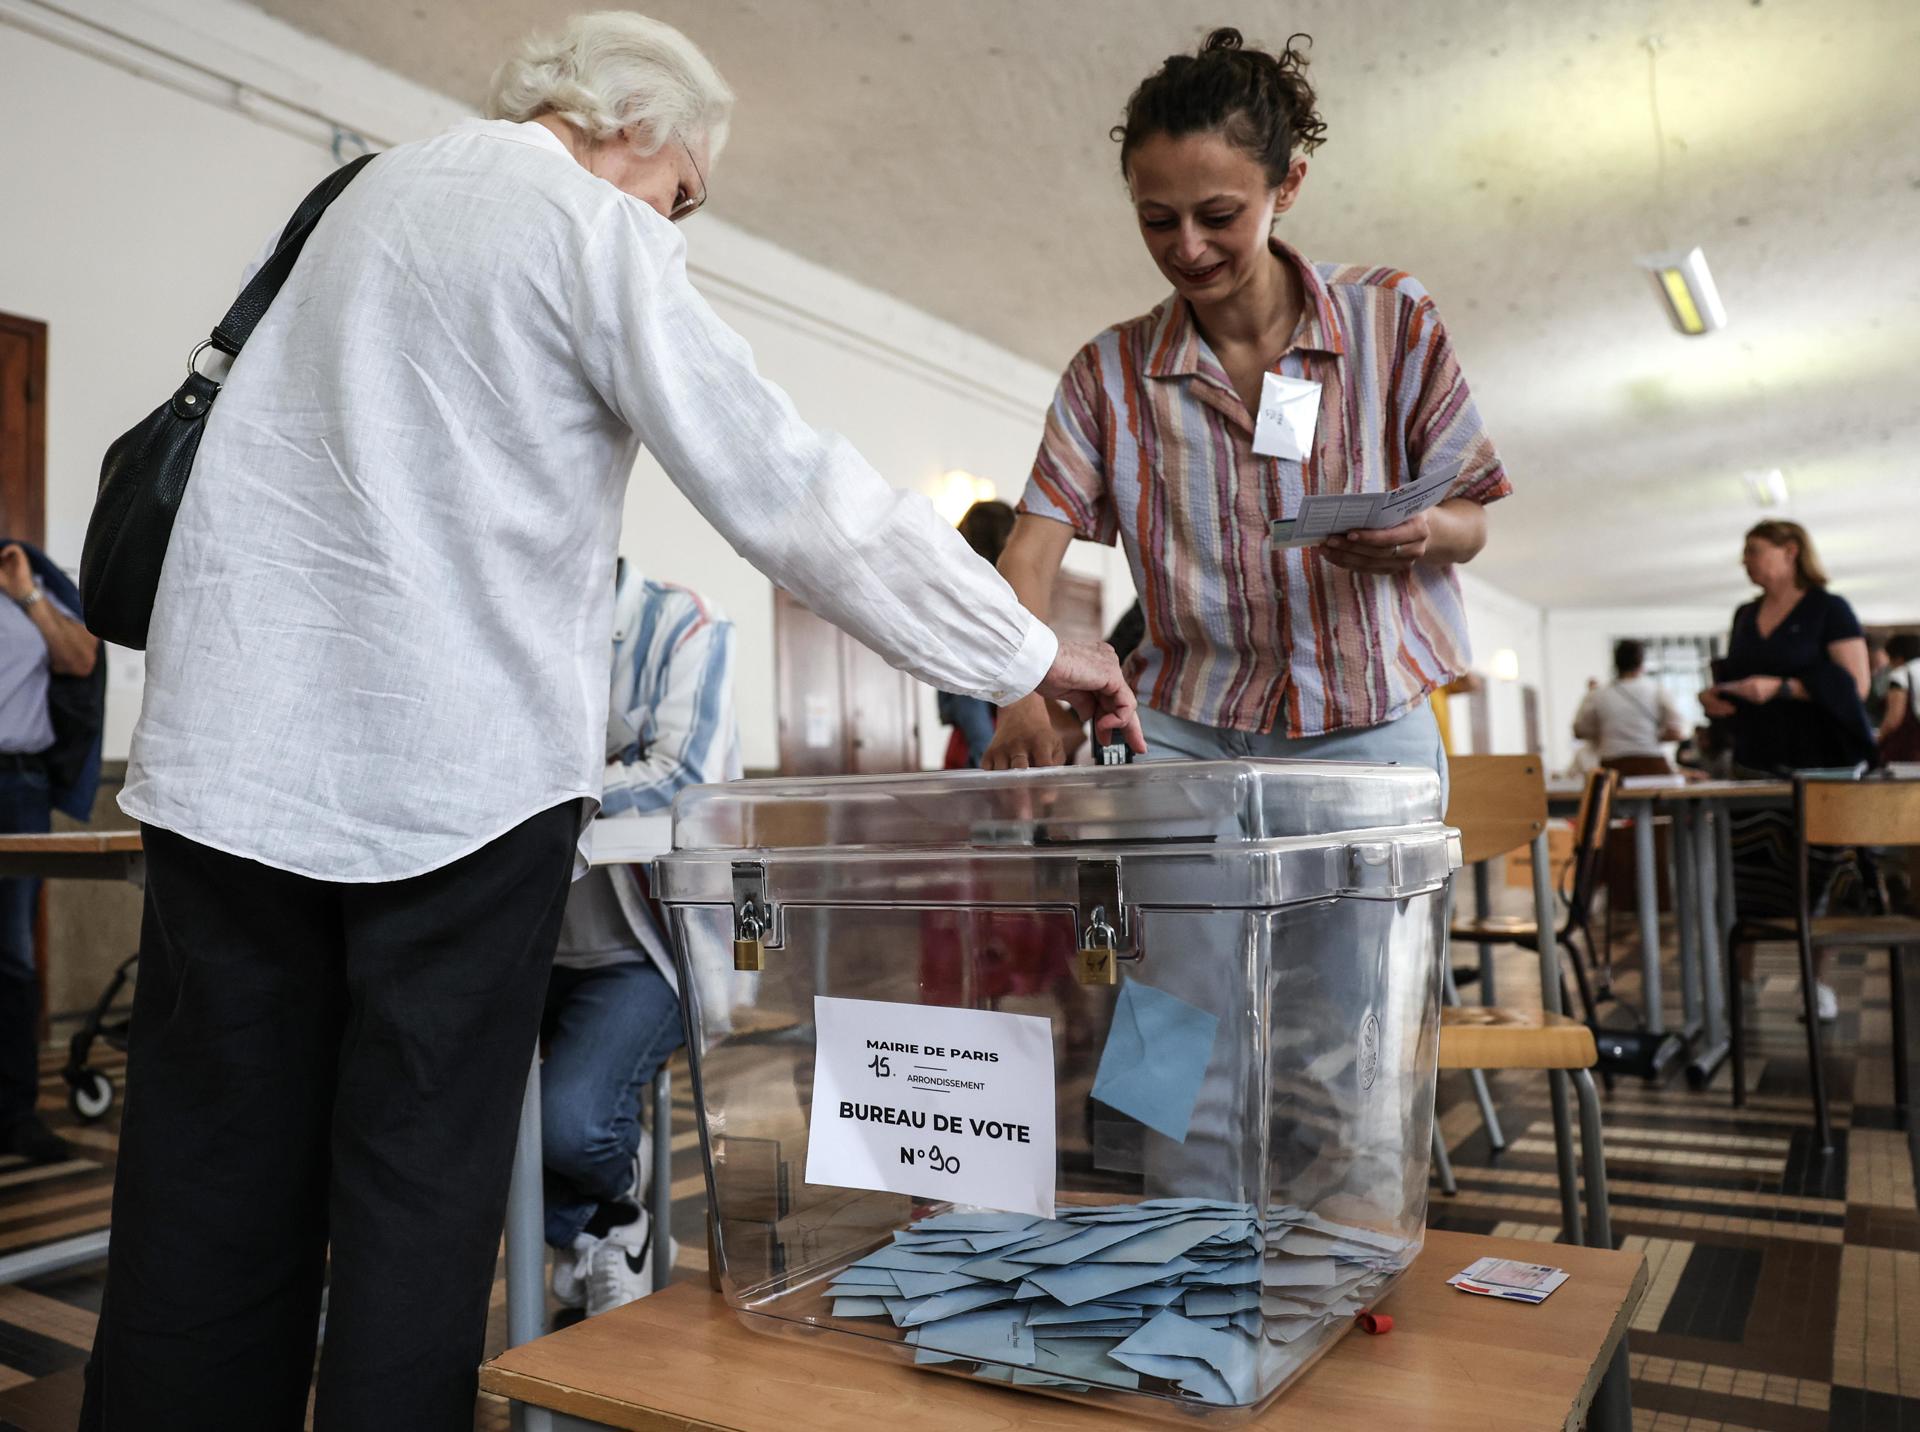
[1742,468,1788,508]
[1638,246,1727,336]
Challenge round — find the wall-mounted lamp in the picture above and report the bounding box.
[1638,246,1727,336]
[1490,648,1521,683]
[933,469,999,525]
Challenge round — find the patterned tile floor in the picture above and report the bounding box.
[0,932,1913,1430]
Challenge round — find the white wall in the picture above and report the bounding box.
[1541,604,1732,774]
[1451,569,1546,757]
[0,0,1134,769]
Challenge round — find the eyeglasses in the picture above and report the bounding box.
[669,138,707,223]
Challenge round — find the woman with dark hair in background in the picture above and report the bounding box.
[984,29,1508,795]
[1704,520,1874,1020]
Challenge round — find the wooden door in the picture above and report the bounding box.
[1521,684,1542,755]
[773,589,920,775]
[842,636,918,774]
[0,314,47,546]
[1051,572,1104,646]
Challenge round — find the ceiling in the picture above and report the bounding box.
[245,0,1920,616]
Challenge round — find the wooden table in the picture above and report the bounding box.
[481,1229,1645,1432]
[1541,779,1790,1073]
[0,831,144,1287]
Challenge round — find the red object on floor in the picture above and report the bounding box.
[1356,1310,1392,1335]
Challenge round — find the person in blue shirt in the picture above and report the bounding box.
[544,561,739,1316]
[0,541,100,1165]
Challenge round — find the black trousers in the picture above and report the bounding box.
[81,803,579,1432]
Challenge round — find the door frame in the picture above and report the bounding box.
[0,312,48,548]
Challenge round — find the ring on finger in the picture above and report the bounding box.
[1391,542,1403,558]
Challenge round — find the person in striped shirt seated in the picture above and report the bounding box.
[543,560,739,1318]
[986,29,1508,796]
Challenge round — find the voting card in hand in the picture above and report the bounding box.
[1251,373,1321,462]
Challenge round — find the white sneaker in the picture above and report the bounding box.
[1815,981,1839,1022]
[551,1232,596,1310]
[587,1210,655,1316]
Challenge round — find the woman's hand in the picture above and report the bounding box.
[1700,690,1737,719]
[1715,675,1784,705]
[1321,514,1429,574]
[983,696,1068,769]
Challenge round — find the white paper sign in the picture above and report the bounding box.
[1251,372,1322,462]
[806,995,1057,1219]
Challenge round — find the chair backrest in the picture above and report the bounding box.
[1801,778,1920,849]
[1564,768,1618,921]
[1444,755,1548,865]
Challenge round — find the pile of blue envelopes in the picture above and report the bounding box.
[825,1196,1410,1406]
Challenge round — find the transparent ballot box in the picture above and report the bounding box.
[657,759,1457,1423]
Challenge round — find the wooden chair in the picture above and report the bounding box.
[1440,756,1614,1249]
[1451,769,1617,1015]
[1727,777,1920,1150]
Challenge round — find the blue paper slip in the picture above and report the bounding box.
[1090,980,1220,1143]
[898,1284,1020,1327]
[1091,1218,1241,1267]
[1025,1255,1201,1307]
[912,1211,1042,1235]
[889,1270,984,1298]
[830,1296,890,1317]
[855,1246,978,1274]
[1007,1211,1197,1265]
[908,1306,1038,1366]
[1112,1309,1259,1402]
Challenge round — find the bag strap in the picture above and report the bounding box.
[208,151,379,357]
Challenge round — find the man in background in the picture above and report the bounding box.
[544,560,739,1316]
[1573,639,1685,770]
[0,541,102,1164]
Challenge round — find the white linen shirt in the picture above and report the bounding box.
[122,119,1055,881]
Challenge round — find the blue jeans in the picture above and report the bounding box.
[0,766,52,1131]
[1136,701,1450,808]
[540,959,684,1248]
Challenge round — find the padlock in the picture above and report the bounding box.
[733,909,766,972]
[1076,943,1117,986]
[1076,912,1118,986]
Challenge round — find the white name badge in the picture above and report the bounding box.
[806,995,1057,1219]
[1252,372,1322,462]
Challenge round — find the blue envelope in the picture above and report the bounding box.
[1090,979,1219,1143]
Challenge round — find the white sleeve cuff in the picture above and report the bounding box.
[987,616,1058,707]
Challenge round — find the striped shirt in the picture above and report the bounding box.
[1021,241,1509,737]
[556,562,742,979]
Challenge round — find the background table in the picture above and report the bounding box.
[0,832,145,1287]
[482,1228,1645,1432]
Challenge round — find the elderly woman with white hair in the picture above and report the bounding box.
[80,12,1138,1431]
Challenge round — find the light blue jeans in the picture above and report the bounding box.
[1136,701,1449,808]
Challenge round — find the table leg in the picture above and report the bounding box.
[1533,832,1584,1246]
[1590,1343,1634,1432]
[1688,802,1732,1088]
[506,1052,546,1349]
[651,1070,673,1292]
[1670,804,1704,1040]
[1630,799,1663,1033]
[1472,861,1496,1006]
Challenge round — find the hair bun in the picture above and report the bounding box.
[1202,27,1245,53]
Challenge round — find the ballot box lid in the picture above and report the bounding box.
[667,758,1439,854]
[653,759,1454,911]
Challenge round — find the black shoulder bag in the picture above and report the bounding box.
[80,152,377,649]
